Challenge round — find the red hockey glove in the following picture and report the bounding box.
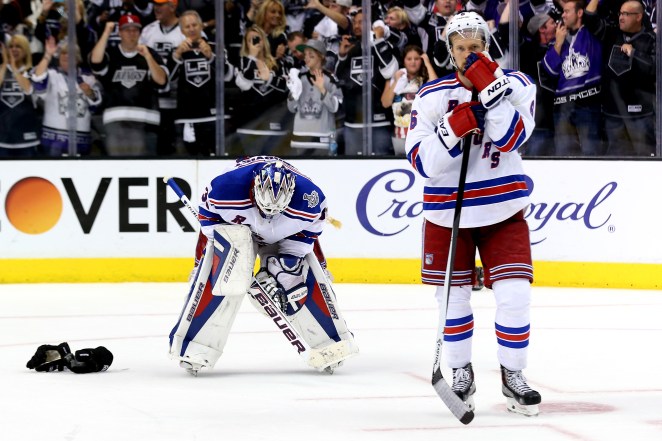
[463,52,501,91]
[447,101,486,138]
[463,52,510,109]
[437,101,486,157]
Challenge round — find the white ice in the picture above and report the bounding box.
[1,282,661,441]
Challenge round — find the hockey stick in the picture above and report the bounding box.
[431,138,475,425]
[163,177,345,371]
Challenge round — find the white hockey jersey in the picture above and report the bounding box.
[405,70,536,228]
[139,21,186,109]
[32,68,102,132]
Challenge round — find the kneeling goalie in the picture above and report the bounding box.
[168,156,358,375]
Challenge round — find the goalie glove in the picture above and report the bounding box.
[286,68,303,101]
[266,254,309,314]
[463,51,510,108]
[255,269,288,312]
[26,342,72,372]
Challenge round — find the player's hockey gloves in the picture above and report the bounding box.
[437,101,486,156]
[267,255,309,314]
[26,342,72,372]
[255,269,285,310]
[66,347,114,373]
[463,51,510,109]
[286,68,303,101]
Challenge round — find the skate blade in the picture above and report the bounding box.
[179,360,203,376]
[322,361,344,375]
[464,395,475,411]
[506,398,539,416]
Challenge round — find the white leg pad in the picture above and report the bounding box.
[308,338,360,371]
[291,256,359,370]
[169,236,246,372]
[169,293,245,371]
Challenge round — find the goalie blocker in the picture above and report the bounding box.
[169,224,358,373]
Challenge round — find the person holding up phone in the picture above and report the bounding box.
[286,38,343,155]
[232,25,290,156]
[170,10,229,155]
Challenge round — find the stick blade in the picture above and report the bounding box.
[432,368,475,425]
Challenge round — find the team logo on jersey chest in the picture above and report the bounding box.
[112,66,147,88]
[350,56,374,86]
[562,48,590,80]
[154,42,174,59]
[184,58,211,87]
[1,79,25,108]
[57,91,87,118]
[303,190,319,208]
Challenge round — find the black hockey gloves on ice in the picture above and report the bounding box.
[25,342,72,372]
[26,342,113,373]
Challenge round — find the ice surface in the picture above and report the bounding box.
[1,283,661,441]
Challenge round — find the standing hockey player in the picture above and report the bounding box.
[169,156,357,375]
[405,12,542,416]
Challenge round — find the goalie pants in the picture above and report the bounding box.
[422,211,533,371]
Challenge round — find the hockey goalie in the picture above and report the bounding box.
[168,156,358,375]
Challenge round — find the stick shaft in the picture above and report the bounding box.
[163,176,198,220]
[431,137,474,425]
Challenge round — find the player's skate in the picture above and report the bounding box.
[179,360,205,377]
[501,365,541,416]
[452,362,476,411]
[322,360,343,375]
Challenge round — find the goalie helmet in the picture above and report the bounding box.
[253,161,296,218]
[445,12,491,69]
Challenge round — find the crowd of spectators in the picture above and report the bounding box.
[0,0,657,157]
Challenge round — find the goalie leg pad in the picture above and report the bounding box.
[292,255,358,369]
[169,240,245,371]
[209,224,257,297]
[246,253,359,371]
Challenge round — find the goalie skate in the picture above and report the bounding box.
[501,365,541,416]
[452,363,476,411]
[179,360,205,377]
[308,339,359,372]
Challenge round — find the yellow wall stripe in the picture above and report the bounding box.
[0,258,660,289]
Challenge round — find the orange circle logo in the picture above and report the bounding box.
[5,177,63,234]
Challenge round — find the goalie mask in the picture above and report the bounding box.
[445,12,491,69]
[253,161,296,218]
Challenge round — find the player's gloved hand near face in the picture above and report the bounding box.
[463,51,510,108]
[26,342,71,372]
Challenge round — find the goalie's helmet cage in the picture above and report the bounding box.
[445,11,491,69]
[253,161,297,217]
